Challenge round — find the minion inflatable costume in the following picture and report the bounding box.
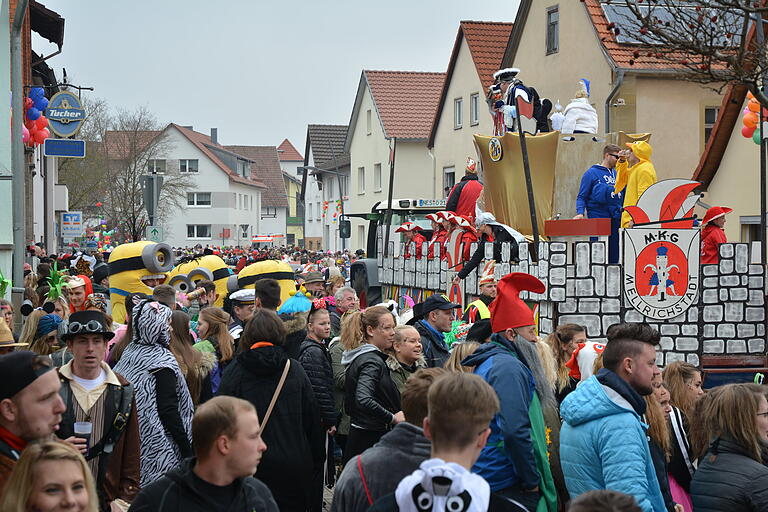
[108,241,175,323]
[228,260,296,307]
[168,255,233,307]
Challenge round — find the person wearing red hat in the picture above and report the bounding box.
[446,215,479,265]
[446,158,483,225]
[425,213,446,259]
[396,222,426,260]
[462,261,497,323]
[461,273,557,512]
[700,206,732,264]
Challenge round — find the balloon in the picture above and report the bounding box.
[29,87,44,99]
[749,101,760,112]
[24,118,36,130]
[744,112,758,128]
[32,128,49,145]
[34,97,48,111]
[24,97,33,110]
[22,125,29,144]
[743,125,756,138]
[26,107,41,121]
[35,116,48,130]
[748,91,756,100]
[754,128,762,145]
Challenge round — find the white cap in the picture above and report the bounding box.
[229,289,256,304]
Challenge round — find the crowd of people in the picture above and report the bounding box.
[0,245,767,512]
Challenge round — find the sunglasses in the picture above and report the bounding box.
[68,320,103,334]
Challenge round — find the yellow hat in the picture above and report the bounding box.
[0,318,26,347]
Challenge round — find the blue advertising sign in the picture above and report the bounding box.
[46,91,86,137]
[43,138,86,158]
[61,211,83,238]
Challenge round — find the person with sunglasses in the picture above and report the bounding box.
[574,144,624,263]
[56,310,141,510]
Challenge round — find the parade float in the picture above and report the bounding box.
[361,68,768,383]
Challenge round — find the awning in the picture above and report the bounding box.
[30,1,65,49]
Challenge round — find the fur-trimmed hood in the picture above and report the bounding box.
[280,311,308,336]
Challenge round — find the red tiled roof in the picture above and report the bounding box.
[277,139,303,162]
[365,70,446,139]
[225,145,289,208]
[172,124,266,189]
[428,21,513,147]
[583,0,699,71]
[462,21,514,88]
[103,130,162,159]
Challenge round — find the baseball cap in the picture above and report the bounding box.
[0,351,55,400]
[419,294,461,318]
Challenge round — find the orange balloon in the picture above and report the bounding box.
[744,112,759,128]
[748,91,756,100]
[749,100,761,112]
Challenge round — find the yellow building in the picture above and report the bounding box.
[505,0,722,181]
[283,171,304,247]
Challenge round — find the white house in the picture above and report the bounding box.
[225,145,289,246]
[345,70,446,251]
[302,124,350,252]
[428,21,514,193]
[153,124,265,248]
[277,139,304,178]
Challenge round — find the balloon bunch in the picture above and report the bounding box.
[741,91,766,146]
[23,87,50,146]
[321,200,329,219]
[331,200,342,223]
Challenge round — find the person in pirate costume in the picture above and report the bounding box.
[461,273,558,512]
[56,310,141,510]
[462,261,497,324]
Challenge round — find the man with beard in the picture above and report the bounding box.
[461,273,557,512]
[559,323,665,512]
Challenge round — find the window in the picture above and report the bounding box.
[358,167,366,194]
[250,194,254,211]
[374,163,382,192]
[187,224,211,239]
[366,109,372,135]
[470,93,480,126]
[358,225,366,249]
[308,203,313,221]
[287,233,296,246]
[443,166,456,196]
[187,192,211,207]
[704,107,720,144]
[244,195,249,210]
[148,159,166,174]
[179,159,198,173]
[262,207,277,219]
[454,98,463,129]
[546,6,559,54]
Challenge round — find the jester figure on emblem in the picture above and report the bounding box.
[644,246,679,301]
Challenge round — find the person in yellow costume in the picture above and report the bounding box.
[614,140,657,228]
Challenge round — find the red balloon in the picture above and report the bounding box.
[743,125,756,138]
[23,98,33,110]
[32,128,49,145]
[35,116,48,130]
[24,119,36,130]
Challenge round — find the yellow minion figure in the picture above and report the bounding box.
[168,255,232,307]
[108,241,174,323]
[229,260,296,307]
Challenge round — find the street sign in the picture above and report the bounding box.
[43,138,86,158]
[61,211,83,238]
[146,226,164,242]
[46,91,86,137]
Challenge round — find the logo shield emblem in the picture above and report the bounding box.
[623,228,700,320]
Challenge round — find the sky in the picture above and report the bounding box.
[32,0,520,152]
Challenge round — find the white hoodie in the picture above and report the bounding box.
[561,97,598,134]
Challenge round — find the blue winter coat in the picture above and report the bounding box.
[575,165,623,219]
[462,338,539,491]
[560,375,666,512]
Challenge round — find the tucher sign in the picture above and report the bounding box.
[46,91,86,138]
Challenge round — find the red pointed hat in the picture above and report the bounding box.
[395,222,422,233]
[490,272,546,332]
[702,206,733,225]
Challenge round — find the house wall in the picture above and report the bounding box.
[431,36,494,198]
[304,148,324,250]
[511,0,614,132]
[160,128,261,248]
[259,208,287,246]
[348,85,436,251]
[634,78,723,181]
[284,175,304,247]
[705,101,763,243]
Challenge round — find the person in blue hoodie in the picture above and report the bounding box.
[462,273,557,512]
[574,144,624,263]
[559,323,666,512]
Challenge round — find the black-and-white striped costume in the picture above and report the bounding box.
[114,298,194,486]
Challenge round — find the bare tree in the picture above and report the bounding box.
[602,1,768,103]
[101,107,192,242]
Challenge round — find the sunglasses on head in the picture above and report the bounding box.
[68,320,103,334]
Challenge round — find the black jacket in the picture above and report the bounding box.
[445,174,479,212]
[413,320,450,368]
[128,458,278,512]
[280,312,307,360]
[342,344,401,432]
[648,437,677,512]
[298,337,340,428]
[458,224,520,279]
[217,344,324,512]
[691,436,768,512]
[668,407,694,493]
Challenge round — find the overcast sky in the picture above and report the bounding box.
[31,0,519,152]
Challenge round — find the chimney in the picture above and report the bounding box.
[210,128,218,145]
